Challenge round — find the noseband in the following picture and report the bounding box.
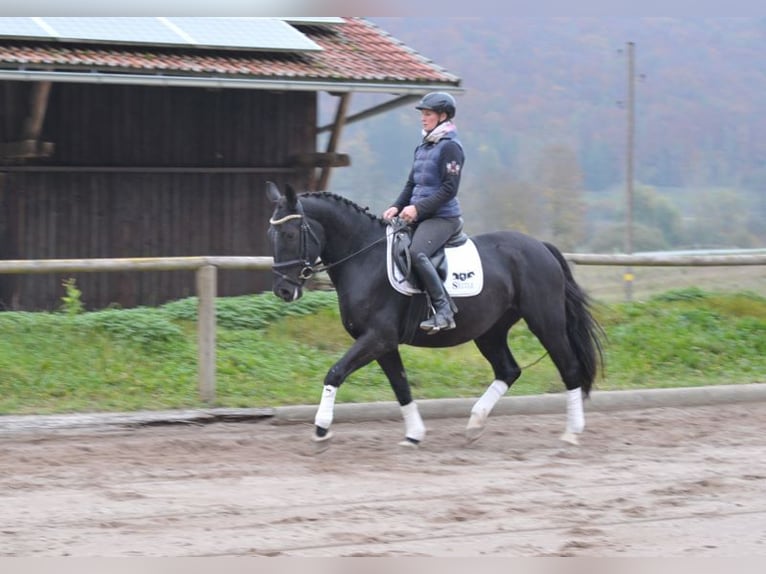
[269,212,321,287]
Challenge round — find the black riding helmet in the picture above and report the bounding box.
[415,92,457,119]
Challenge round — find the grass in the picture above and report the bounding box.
[572,264,766,303]
[0,287,764,415]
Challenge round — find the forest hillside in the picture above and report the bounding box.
[324,18,766,252]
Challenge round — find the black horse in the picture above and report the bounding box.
[266,182,603,449]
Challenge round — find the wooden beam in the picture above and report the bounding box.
[0,165,297,174]
[318,92,351,191]
[0,82,55,160]
[288,152,350,169]
[22,81,52,141]
[0,139,55,159]
[317,94,419,133]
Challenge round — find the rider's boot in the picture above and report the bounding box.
[412,252,456,334]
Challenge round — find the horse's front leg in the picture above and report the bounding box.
[313,333,390,451]
[377,349,426,447]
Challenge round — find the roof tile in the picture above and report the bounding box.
[0,18,459,87]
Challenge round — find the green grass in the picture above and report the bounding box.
[0,287,764,415]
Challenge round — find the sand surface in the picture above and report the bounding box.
[1,402,765,557]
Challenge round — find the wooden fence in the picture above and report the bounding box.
[1,252,765,402]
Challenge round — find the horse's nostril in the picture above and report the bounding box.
[276,286,293,301]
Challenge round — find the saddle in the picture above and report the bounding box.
[386,218,482,343]
[389,217,468,284]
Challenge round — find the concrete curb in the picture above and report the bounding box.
[271,382,766,424]
[0,408,274,435]
[1,383,763,435]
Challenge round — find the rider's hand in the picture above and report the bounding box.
[382,206,399,221]
[400,205,418,224]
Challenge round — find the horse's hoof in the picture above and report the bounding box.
[312,430,334,454]
[398,437,420,448]
[560,431,579,445]
[465,413,487,443]
[465,425,486,443]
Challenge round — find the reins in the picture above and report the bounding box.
[310,234,388,275]
[520,351,550,370]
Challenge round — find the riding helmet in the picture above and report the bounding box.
[415,92,457,119]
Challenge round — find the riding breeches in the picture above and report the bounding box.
[409,217,463,258]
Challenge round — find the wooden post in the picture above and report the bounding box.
[196,264,217,403]
[624,41,636,302]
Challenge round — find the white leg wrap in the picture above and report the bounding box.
[471,380,509,420]
[314,385,337,430]
[466,380,508,442]
[566,387,585,434]
[401,401,426,442]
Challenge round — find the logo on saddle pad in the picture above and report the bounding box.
[386,226,484,297]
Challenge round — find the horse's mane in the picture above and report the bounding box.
[299,191,384,225]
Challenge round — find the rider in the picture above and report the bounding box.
[382,91,465,333]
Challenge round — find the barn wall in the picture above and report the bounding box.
[0,82,315,310]
[43,83,314,167]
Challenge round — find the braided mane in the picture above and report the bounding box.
[299,191,384,225]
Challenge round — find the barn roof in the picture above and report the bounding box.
[0,17,461,95]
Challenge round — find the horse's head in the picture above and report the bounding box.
[266,181,322,302]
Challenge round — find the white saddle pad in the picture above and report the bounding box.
[386,226,484,297]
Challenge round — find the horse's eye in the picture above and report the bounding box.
[284,230,296,241]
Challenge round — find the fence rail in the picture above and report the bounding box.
[565,253,766,267]
[1,252,764,402]
[0,256,273,274]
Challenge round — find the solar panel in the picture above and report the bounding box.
[166,18,322,51]
[0,17,52,39]
[45,17,187,46]
[0,17,326,52]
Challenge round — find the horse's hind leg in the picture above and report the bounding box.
[467,320,522,442]
[377,349,426,447]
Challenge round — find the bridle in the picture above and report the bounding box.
[269,209,391,286]
[269,210,321,287]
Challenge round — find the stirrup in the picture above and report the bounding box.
[419,313,456,334]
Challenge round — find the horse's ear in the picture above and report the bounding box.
[265,181,282,203]
[284,183,298,209]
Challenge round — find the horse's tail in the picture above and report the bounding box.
[543,242,605,398]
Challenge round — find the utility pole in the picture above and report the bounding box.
[624,41,635,301]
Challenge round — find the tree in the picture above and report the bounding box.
[684,188,756,248]
[589,222,670,252]
[633,185,683,246]
[535,145,587,250]
[461,166,545,235]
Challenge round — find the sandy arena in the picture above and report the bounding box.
[1,401,765,557]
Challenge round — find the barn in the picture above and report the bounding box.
[0,17,461,310]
